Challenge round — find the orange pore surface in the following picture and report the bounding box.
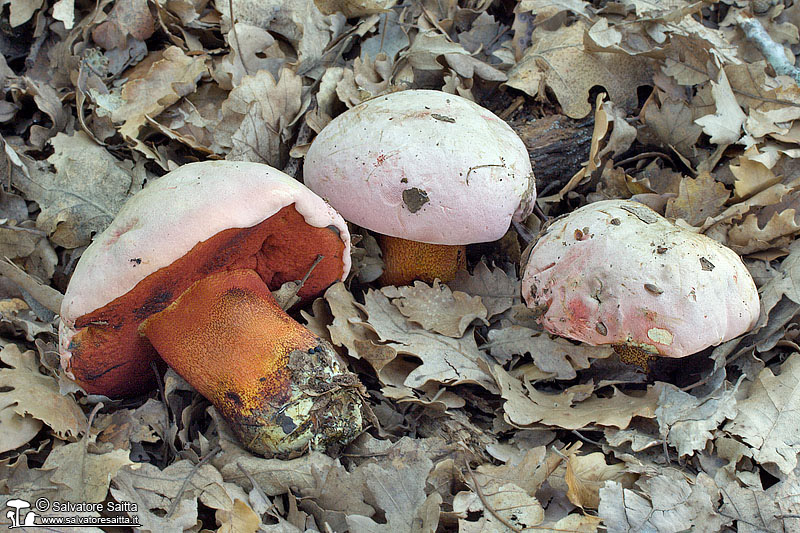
[68,205,345,396]
[378,234,466,286]
[140,269,317,417]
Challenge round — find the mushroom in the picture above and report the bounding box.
[59,161,363,455]
[304,89,535,286]
[520,199,760,367]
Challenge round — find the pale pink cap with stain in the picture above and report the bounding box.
[521,199,760,357]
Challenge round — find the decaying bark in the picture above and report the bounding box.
[508,113,595,196]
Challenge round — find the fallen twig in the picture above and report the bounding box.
[737,14,800,85]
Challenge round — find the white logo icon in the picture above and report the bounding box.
[5,499,37,528]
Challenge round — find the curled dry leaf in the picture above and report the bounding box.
[665,172,731,226]
[111,46,209,141]
[729,145,782,200]
[216,69,303,167]
[485,326,613,379]
[381,280,488,338]
[357,289,498,393]
[448,261,519,319]
[655,381,740,458]
[727,208,800,255]
[43,443,132,503]
[694,68,747,146]
[506,21,654,118]
[0,344,86,442]
[565,452,636,510]
[724,353,800,474]
[216,0,341,69]
[92,0,155,50]
[13,131,140,249]
[493,365,661,430]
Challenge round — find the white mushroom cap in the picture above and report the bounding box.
[304,90,535,245]
[521,200,760,358]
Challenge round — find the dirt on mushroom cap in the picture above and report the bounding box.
[520,199,760,358]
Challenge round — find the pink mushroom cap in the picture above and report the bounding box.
[521,200,760,358]
[304,90,535,245]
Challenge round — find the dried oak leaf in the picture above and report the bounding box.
[111,46,209,141]
[297,461,375,532]
[382,280,488,338]
[454,480,544,532]
[309,282,399,378]
[112,459,255,533]
[314,0,394,17]
[0,344,86,442]
[401,31,470,71]
[506,20,653,118]
[640,92,702,161]
[448,261,519,319]
[357,289,498,393]
[216,499,261,533]
[43,442,132,503]
[599,472,729,533]
[8,0,43,27]
[719,466,800,533]
[96,398,165,449]
[565,452,636,510]
[0,393,42,454]
[665,172,730,226]
[729,145,782,200]
[215,24,286,90]
[12,131,139,248]
[345,437,435,532]
[215,69,303,167]
[110,463,198,533]
[216,0,339,69]
[758,238,800,321]
[0,224,39,260]
[694,68,746,145]
[724,353,800,474]
[92,0,155,50]
[518,0,590,18]
[485,326,612,379]
[493,365,660,430]
[211,415,339,497]
[727,208,800,255]
[655,382,739,457]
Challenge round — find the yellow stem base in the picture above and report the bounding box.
[378,235,466,286]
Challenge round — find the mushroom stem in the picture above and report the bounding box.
[613,344,656,372]
[139,268,362,455]
[377,234,466,286]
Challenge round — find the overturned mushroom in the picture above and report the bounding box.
[521,200,759,366]
[59,161,363,455]
[304,89,535,286]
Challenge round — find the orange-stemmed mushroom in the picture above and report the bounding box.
[59,161,363,455]
[304,90,535,286]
